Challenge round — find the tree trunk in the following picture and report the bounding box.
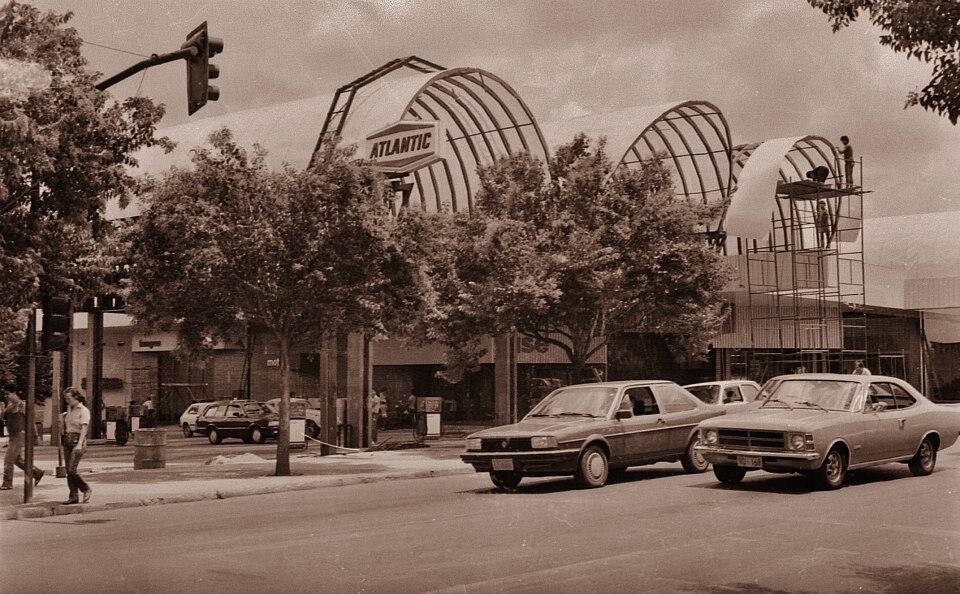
[274,335,291,476]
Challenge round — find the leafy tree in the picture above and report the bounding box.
[0,1,170,382]
[807,0,960,123]
[126,129,426,475]
[416,134,730,383]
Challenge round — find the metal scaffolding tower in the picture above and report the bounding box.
[744,165,868,381]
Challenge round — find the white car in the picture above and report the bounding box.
[683,380,762,408]
[179,401,219,437]
[264,398,322,439]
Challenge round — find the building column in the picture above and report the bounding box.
[494,334,517,425]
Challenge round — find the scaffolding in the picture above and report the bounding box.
[743,164,868,381]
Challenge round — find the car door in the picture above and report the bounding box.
[888,381,923,458]
[223,404,244,435]
[650,383,704,455]
[611,386,673,463]
[860,382,902,461]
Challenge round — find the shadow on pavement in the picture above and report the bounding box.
[852,562,960,593]
[689,464,925,495]
[460,466,688,495]
[700,583,798,594]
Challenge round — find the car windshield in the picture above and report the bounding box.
[527,386,617,418]
[686,385,720,404]
[763,379,860,411]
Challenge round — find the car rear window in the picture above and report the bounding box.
[686,385,720,404]
[243,403,265,415]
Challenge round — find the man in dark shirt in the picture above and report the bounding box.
[840,136,855,188]
[1,390,44,490]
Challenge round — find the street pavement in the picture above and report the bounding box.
[2,440,958,593]
[0,427,472,519]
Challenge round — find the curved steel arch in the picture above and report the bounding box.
[315,57,549,214]
[725,135,845,246]
[614,101,734,233]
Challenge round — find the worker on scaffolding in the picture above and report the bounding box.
[815,200,831,249]
[840,136,855,188]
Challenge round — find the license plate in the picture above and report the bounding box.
[737,455,762,468]
[492,458,514,471]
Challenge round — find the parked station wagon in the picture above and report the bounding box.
[696,374,960,490]
[461,381,727,490]
[195,400,280,445]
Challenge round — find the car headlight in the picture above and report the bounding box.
[530,436,558,449]
[787,433,805,450]
[466,438,482,451]
[701,429,718,446]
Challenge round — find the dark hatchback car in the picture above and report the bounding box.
[461,381,728,490]
[195,400,279,444]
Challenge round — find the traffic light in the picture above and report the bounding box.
[182,21,223,115]
[41,295,72,351]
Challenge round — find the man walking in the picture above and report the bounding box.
[0,390,44,491]
[60,387,91,504]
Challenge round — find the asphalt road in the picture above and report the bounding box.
[4,443,959,594]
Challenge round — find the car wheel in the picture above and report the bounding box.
[182,423,193,438]
[908,437,937,476]
[489,471,523,490]
[250,426,265,444]
[306,421,320,439]
[681,438,710,474]
[713,464,747,484]
[208,427,222,445]
[576,445,609,488]
[815,447,847,490]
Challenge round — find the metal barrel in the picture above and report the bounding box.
[133,428,167,469]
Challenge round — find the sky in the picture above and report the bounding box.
[28,0,960,222]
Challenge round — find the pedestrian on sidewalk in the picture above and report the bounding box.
[0,390,44,491]
[368,389,382,444]
[60,388,92,504]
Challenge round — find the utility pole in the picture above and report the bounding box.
[24,311,36,503]
[89,304,104,439]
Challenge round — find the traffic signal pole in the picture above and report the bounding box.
[95,47,197,91]
[24,311,36,503]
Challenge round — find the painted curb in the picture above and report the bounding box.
[2,467,473,521]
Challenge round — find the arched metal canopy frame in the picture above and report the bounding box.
[725,135,843,249]
[312,56,550,214]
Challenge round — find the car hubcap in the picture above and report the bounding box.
[921,443,933,468]
[826,453,841,482]
[586,453,605,480]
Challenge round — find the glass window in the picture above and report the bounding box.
[527,386,618,418]
[243,403,265,416]
[204,405,225,418]
[867,383,897,410]
[767,380,860,411]
[686,385,720,404]
[654,384,697,413]
[888,383,917,409]
[722,387,743,403]
[186,405,198,414]
[740,384,759,401]
[225,405,242,417]
[623,387,658,416]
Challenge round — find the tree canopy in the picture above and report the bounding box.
[807,0,960,124]
[0,1,170,382]
[414,134,731,382]
[126,129,426,474]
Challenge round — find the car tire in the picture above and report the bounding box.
[208,427,222,445]
[181,423,193,438]
[489,471,523,490]
[907,437,937,476]
[814,447,847,490]
[713,464,747,484]
[680,438,710,474]
[576,445,609,488]
[250,426,265,444]
[307,421,320,439]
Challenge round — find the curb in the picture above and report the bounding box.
[2,466,474,521]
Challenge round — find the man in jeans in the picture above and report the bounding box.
[0,390,44,491]
[60,387,91,504]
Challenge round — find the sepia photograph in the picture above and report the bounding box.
[1,1,959,592]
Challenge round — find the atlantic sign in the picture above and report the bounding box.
[363,120,442,174]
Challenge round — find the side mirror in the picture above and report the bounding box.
[615,409,632,420]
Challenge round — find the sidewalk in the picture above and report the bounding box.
[0,434,473,521]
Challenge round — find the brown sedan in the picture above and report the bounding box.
[696,374,960,490]
[461,381,727,489]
